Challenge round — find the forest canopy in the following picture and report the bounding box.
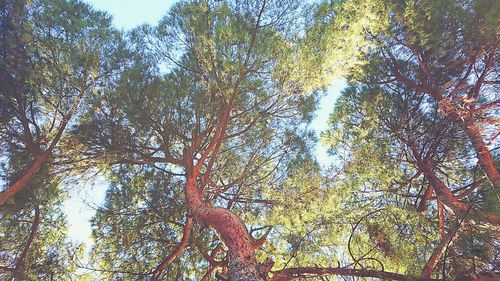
[0,0,498,280]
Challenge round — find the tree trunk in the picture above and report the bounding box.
[420,164,469,213]
[0,151,49,205]
[0,111,72,205]
[464,124,500,188]
[185,174,263,281]
[408,140,469,214]
[421,231,457,279]
[417,185,433,212]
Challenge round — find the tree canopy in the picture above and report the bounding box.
[0,0,498,280]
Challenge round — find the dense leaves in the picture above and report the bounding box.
[0,0,498,280]
[1,0,123,279]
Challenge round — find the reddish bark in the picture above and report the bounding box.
[418,185,434,212]
[463,124,500,188]
[385,47,499,188]
[455,178,486,200]
[407,140,500,224]
[437,201,445,238]
[0,117,68,206]
[271,267,441,281]
[0,86,84,205]
[14,199,40,276]
[199,243,225,268]
[185,175,263,281]
[132,94,272,279]
[253,227,272,249]
[0,150,51,205]
[180,99,264,280]
[407,140,469,214]
[419,163,469,213]
[151,217,193,280]
[201,266,219,281]
[421,232,457,279]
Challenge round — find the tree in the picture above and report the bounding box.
[0,182,82,280]
[0,0,124,206]
[299,0,500,278]
[76,0,499,280]
[1,0,124,279]
[301,0,499,187]
[323,84,499,278]
[74,1,319,279]
[2,0,498,280]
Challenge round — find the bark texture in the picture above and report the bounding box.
[185,175,263,281]
[421,232,457,279]
[464,124,500,188]
[271,267,441,281]
[151,217,193,280]
[0,152,50,205]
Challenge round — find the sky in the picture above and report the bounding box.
[63,0,346,250]
[85,0,176,30]
[62,0,177,248]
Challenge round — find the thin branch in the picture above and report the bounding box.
[150,217,193,280]
[271,267,441,281]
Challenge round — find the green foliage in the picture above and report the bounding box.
[2,0,497,280]
[294,0,392,91]
[1,0,124,279]
[256,158,345,268]
[321,83,498,277]
[300,0,499,88]
[89,166,198,279]
[0,190,81,280]
[75,1,318,279]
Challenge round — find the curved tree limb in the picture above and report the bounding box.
[0,86,85,205]
[422,211,469,279]
[347,209,384,268]
[270,267,442,281]
[150,217,193,281]
[13,193,40,278]
[252,226,273,249]
[382,39,499,188]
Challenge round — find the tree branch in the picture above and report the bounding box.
[271,267,441,281]
[150,217,193,281]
